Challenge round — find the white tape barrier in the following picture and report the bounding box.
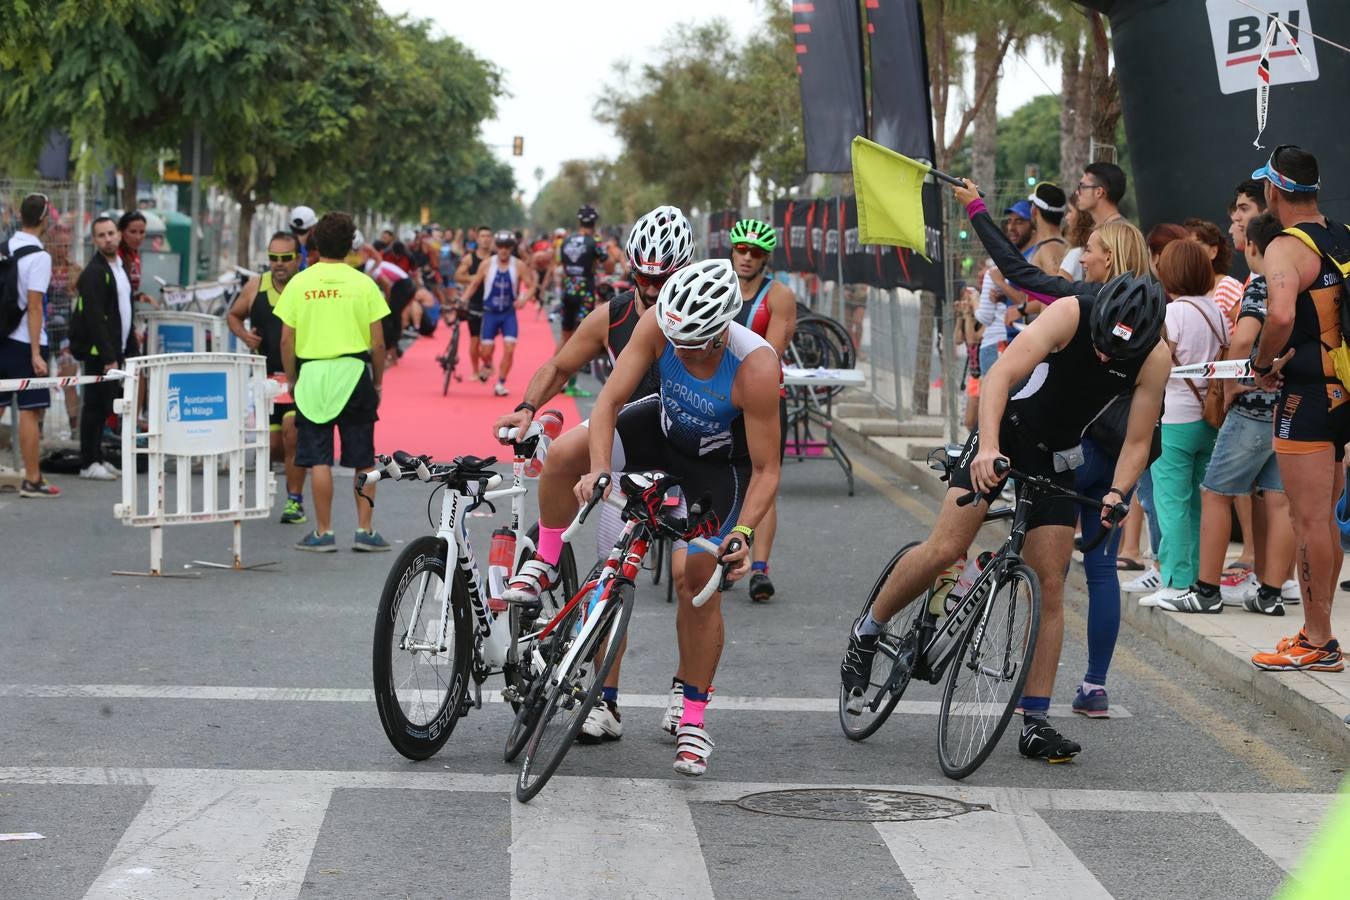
[112,352,278,576]
[782,366,866,387]
[1169,359,1252,380]
[0,370,129,393]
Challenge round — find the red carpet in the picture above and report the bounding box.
[375,310,581,462]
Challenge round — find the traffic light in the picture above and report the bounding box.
[512,136,524,156]
[958,228,968,240]
[1025,163,1040,187]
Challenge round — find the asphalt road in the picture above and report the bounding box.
[0,409,1345,899]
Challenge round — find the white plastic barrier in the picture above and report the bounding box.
[135,310,241,356]
[113,352,277,576]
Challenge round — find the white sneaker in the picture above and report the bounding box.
[662,682,684,739]
[1122,566,1161,593]
[1221,572,1259,607]
[1139,587,1185,608]
[1281,579,1302,604]
[102,461,121,477]
[578,701,622,744]
[79,462,117,481]
[503,555,559,608]
[493,382,509,397]
[674,723,714,777]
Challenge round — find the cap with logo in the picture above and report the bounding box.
[289,205,317,231]
[1003,200,1033,221]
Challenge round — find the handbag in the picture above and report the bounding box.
[1174,298,1230,429]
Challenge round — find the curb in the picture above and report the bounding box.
[834,420,1350,755]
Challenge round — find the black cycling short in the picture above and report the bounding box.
[383,277,416,348]
[947,426,1076,529]
[610,394,749,555]
[269,401,296,431]
[561,293,588,333]
[1274,382,1350,461]
[466,303,483,339]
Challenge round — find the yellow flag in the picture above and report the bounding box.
[851,136,931,258]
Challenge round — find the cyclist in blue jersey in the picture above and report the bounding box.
[506,259,782,776]
[460,231,535,397]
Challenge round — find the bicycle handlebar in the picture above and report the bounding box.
[953,458,1129,551]
[355,452,504,492]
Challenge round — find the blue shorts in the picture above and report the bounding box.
[480,309,518,343]
[1202,411,1282,495]
[0,339,51,410]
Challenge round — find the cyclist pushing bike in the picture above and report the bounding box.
[840,273,1170,764]
[493,205,696,743]
[505,258,782,776]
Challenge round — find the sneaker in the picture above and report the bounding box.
[79,462,117,481]
[503,555,559,610]
[662,682,684,738]
[19,478,60,498]
[578,700,623,744]
[402,326,420,339]
[1252,636,1344,672]
[1018,718,1082,763]
[1122,566,1162,593]
[840,623,881,699]
[1138,586,1185,608]
[748,570,775,602]
[1221,572,1259,606]
[1156,586,1223,614]
[102,460,121,477]
[1220,565,1255,589]
[280,498,307,525]
[296,530,337,552]
[1243,586,1286,617]
[1281,579,1302,604]
[1071,687,1110,718]
[673,722,714,777]
[476,365,492,383]
[562,384,592,398]
[493,381,508,397]
[353,529,391,552]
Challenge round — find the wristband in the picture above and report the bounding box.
[1251,361,1273,376]
[1103,487,1126,501]
[966,198,988,218]
[514,401,537,415]
[730,524,755,544]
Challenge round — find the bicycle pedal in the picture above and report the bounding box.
[844,689,867,716]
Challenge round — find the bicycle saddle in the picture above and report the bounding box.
[454,455,498,472]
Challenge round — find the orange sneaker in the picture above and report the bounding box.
[1273,629,1307,654]
[1252,636,1343,672]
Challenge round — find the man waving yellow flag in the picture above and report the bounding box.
[851,135,932,258]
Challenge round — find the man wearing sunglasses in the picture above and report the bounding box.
[460,231,535,397]
[494,205,696,743]
[508,258,782,777]
[1072,163,1126,229]
[227,232,308,524]
[1249,144,1346,673]
[727,218,797,603]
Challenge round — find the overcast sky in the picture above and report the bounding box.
[379,0,1057,204]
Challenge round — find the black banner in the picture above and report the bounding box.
[706,209,739,258]
[865,0,936,162]
[793,0,866,173]
[1098,0,1350,229]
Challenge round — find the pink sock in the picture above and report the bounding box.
[679,698,707,728]
[536,525,566,567]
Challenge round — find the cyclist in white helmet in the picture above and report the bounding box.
[494,206,695,744]
[505,258,783,777]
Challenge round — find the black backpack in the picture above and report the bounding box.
[0,243,43,337]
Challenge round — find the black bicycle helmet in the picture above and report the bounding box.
[493,229,516,247]
[1090,272,1166,361]
[577,204,599,226]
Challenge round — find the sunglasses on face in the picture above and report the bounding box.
[268,252,298,262]
[670,333,722,352]
[733,243,768,259]
[632,269,672,289]
[1075,181,1103,194]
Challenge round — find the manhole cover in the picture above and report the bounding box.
[734,789,985,822]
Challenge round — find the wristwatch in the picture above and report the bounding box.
[730,524,755,545]
[514,401,537,415]
[1251,360,1273,377]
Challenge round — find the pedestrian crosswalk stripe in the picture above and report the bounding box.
[0,684,1132,718]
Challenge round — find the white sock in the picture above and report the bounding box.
[856,611,886,638]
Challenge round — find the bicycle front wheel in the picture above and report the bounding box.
[516,580,634,802]
[373,536,473,760]
[839,542,928,741]
[936,561,1040,780]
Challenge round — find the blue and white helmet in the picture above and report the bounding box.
[655,259,742,345]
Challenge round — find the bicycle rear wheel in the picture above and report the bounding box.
[516,580,634,802]
[839,542,929,741]
[441,321,460,396]
[373,536,473,760]
[936,562,1040,780]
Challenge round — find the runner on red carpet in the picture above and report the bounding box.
[460,231,535,397]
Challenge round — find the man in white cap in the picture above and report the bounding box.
[289,205,318,270]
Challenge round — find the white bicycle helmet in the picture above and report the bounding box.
[655,258,742,345]
[625,205,694,277]
[351,229,365,252]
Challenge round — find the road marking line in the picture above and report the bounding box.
[875,808,1113,899]
[82,781,331,900]
[1208,792,1337,873]
[510,779,714,900]
[0,684,1132,718]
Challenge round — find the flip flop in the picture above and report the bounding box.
[1115,557,1144,572]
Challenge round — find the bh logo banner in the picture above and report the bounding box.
[1206,0,1319,94]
